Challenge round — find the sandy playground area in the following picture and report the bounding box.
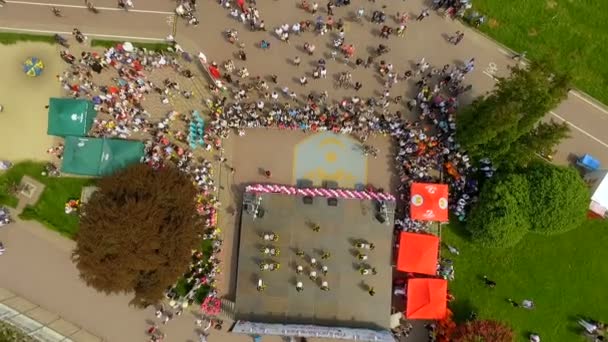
[0,42,64,162]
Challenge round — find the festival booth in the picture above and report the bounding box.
[61,136,144,177]
[584,169,608,218]
[406,278,448,320]
[410,182,449,222]
[396,232,439,275]
[47,98,97,137]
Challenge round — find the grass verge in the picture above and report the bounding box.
[470,0,608,105]
[0,161,94,238]
[90,39,170,52]
[443,219,608,341]
[174,239,214,303]
[0,321,36,342]
[0,31,55,45]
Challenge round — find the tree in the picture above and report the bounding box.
[456,61,570,167]
[452,320,514,342]
[500,120,570,170]
[73,164,203,307]
[466,173,531,248]
[525,162,588,235]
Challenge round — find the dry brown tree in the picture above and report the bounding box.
[73,163,203,307]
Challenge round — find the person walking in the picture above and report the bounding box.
[416,8,429,21]
[326,1,334,15]
[483,275,496,288]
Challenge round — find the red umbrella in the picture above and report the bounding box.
[108,86,119,94]
[209,65,221,79]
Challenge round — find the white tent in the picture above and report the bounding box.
[585,169,608,217]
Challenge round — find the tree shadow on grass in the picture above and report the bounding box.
[450,298,477,324]
[447,216,472,241]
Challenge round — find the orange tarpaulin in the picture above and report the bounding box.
[396,232,439,275]
[406,278,448,320]
[410,182,449,222]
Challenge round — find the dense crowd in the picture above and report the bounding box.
[47,0,492,340]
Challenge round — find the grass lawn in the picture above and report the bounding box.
[0,31,55,45]
[443,219,608,341]
[0,161,94,238]
[90,39,170,52]
[174,239,214,303]
[472,0,608,104]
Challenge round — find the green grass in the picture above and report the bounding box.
[90,39,170,52]
[443,219,608,341]
[0,320,35,342]
[173,239,214,303]
[471,0,608,104]
[0,31,56,45]
[0,161,94,238]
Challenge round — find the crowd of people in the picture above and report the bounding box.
[50,30,224,341]
[44,0,493,340]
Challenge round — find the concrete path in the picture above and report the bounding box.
[0,217,293,342]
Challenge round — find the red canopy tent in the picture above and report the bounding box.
[410,182,449,222]
[396,232,439,275]
[406,278,448,320]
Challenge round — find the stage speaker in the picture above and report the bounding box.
[375,213,386,223]
[327,198,338,207]
[303,196,313,205]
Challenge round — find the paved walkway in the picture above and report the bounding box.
[0,215,293,341]
[0,288,101,342]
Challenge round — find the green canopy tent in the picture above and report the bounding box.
[61,137,145,177]
[47,98,97,137]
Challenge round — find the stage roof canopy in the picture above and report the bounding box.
[396,232,439,275]
[410,182,449,222]
[406,278,447,320]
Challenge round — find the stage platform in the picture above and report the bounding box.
[234,188,395,330]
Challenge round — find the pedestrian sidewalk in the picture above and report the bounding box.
[0,288,102,342]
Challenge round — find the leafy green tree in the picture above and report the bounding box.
[457,61,570,167]
[498,120,570,170]
[466,174,531,248]
[525,162,588,235]
[73,164,203,307]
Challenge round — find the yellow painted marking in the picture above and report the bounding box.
[318,137,345,147]
[325,152,338,163]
